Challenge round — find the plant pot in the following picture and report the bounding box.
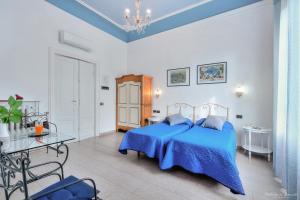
[0,123,10,138]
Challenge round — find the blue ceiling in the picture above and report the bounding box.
[47,0,262,43]
[79,0,206,26]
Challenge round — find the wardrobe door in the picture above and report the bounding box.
[127,81,141,128]
[79,60,96,140]
[53,54,79,140]
[117,83,128,127]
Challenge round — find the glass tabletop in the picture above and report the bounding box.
[0,129,75,154]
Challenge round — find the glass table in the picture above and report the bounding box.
[1,129,75,154]
[0,129,75,200]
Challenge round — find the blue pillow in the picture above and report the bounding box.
[166,114,187,126]
[195,118,206,126]
[201,115,226,131]
[184,119,194,127]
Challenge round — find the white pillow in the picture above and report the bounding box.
[166,114,187,126]
[202,115,226,131]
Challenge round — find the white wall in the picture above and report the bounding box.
[0,0,127,134]
[0,0,274,143]
[127,1,274,143]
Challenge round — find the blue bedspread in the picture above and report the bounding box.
[119,120,192,164]
[160,122,245,195]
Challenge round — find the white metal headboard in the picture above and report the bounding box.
[167,103,195,122]
[194,103,229,122]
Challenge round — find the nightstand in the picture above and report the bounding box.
[147,116,162,125]
[242,126,272,162]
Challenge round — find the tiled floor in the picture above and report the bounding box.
[1,132,283,200]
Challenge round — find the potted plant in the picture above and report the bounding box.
[0,96,23,137]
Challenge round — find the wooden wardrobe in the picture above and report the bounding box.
[116,74,152,131]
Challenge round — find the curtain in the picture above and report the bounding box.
[273,0,300,199]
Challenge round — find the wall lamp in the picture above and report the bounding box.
[235,85,245,97]
[154,88,162,98]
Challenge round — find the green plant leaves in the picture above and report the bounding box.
[8,96,15,107]
[8,96,22,109]
[13,100,22,109]
[0,106,9,123]
[10,108,22,123]
[0,106,8,114]
[0,96,23,124]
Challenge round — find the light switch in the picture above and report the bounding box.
[236,114,243,119]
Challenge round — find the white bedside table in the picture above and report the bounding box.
[147,116,162,125]
[242,126,272,162]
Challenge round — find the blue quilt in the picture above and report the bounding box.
[119,120,193,164]
[160,121,245,195]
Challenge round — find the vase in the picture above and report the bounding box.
[0,123,10,138]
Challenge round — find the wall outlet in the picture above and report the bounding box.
[236,114,243,119]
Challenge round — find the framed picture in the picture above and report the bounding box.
[197,62,227,84]
[167,67,190,87]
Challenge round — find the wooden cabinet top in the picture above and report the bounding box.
[116,74,152,83]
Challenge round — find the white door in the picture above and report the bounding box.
[53,54,96,141]
[79,60,95,140]
[53,55,79,139]
[117,81,141,128]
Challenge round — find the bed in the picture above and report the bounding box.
[119,103,194,164]
[160,104,245,195]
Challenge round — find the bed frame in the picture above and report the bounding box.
[167,103,229,123]
[167,103,195,122]
[194,103,229,122]
[137,103,229,158]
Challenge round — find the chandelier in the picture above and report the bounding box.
[123,0,152,34]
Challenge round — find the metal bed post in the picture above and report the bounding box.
[137,151,141,158]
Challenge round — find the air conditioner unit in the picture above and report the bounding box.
[59,31,92,52]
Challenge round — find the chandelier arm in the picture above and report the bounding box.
[123,0,151,34]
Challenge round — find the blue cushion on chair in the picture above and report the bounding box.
[30,176,96,200]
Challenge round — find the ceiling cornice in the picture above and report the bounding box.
[47,0,262,43]
[47,0,128,42]
[127,0,263,42]
[76,0,213,32]
[75,0,125,30]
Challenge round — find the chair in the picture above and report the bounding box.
[0,142,101,200]
[25,140,101,200]
[29,176,100,200]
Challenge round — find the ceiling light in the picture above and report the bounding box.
[123,0,152,34]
